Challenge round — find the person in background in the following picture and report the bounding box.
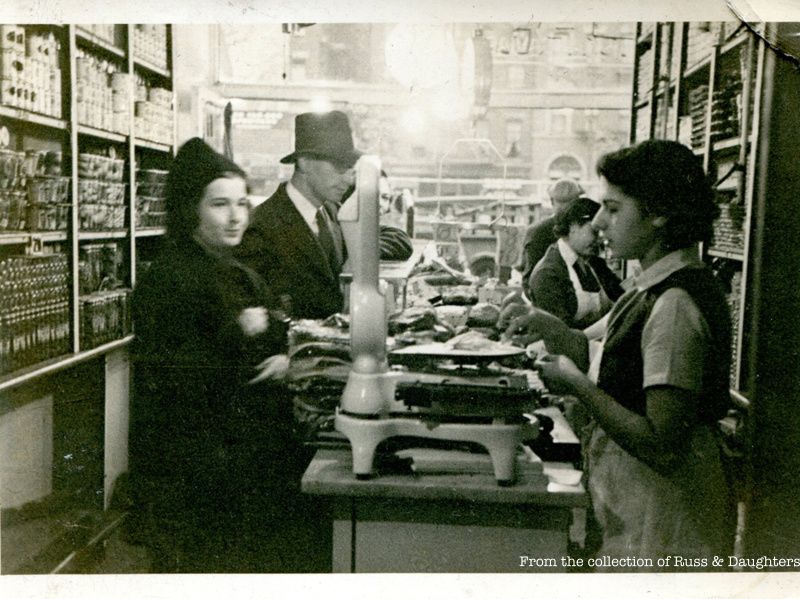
[519,177,585,290]
[127,138,295,572]
[527,197,623,329]
[237,110,412,320]
[504,140,735,571]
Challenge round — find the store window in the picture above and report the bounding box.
[547,154,583,180]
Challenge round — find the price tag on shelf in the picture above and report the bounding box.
[27,234,44,255]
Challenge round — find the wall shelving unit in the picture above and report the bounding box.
[630,21,800,560]
[0,22,174,574]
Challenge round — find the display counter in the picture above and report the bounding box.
[301,418,585,573]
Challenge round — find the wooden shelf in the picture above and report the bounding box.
[77,124,127,144]
[134,227,166,237]
[693,146,706,156]
[635,98,650,110]
[133,57,171,79]
[721,32,750,55]
[0,105,68,131]
[78,230,129,240]
[685,56,712,79]
[0,335,134,394]
[134,139,172,153]
[707,247,744,261]
[0,231,68,245]
[713,137,742,152]
[75,28,126,59]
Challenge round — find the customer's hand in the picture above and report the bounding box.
[250,354,290,384]
[533,353,590,396]
[238,307,269,337]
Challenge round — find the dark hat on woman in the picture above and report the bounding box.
[280,110,362,168]
[166,137,247,242]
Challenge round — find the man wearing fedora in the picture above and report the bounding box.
[238,110,411,320]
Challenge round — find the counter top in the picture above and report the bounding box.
[301,448,586,508]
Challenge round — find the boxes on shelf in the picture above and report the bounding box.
[0,252,71,375]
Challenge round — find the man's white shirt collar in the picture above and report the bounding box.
[286,181,321,235]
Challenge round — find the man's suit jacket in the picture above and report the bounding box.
[238,183,344,319]
[527,243,624,328]
[238,183,414,320]
[520,216,557,290]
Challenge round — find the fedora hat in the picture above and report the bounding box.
[280,110,362,167]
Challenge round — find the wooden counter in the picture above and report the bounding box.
[301,447,585,573]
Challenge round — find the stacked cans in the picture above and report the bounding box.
[75,49,130,134]
[77,153,127,231]
[79,241,125,295]
[1,25,62,117]
[133,24,168,70]
[79,289,132,350]
[135,168,167,228]
[0,253,71,374]
[0,148,70,232]
[134,75,173,145]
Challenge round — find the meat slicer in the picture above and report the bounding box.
[335,156,539,485]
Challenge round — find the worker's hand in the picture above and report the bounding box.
[250,354,290,384]
[533,353,590,396]
[238,307,269,337]
[496,303,530,332]
[501,306,569,347]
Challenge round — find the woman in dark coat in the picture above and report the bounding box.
[127,138,295,572]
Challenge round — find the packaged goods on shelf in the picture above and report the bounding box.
[1,25,62,117]
[0,252,71,375]
[635,104,650,142]
[79,288,132,350]
[636,46,653,99]
[80,25,117,46]
[0,148,70,232]
[688,84,709,148]
[78,241,125,295]
[686,22,717,70]
[135,168,168,228]
[133,75,173,145]
[727,271,743,386]
[77,152,127,231]
[133,24,168,70]
[75,49,129,134]
[711,202,746,255]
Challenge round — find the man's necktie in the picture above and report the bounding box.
[573,257,601,292]
[316,206,343,274]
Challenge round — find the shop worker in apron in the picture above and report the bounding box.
[527,196,623,329]
[128,138,295,572]
[504,140,735,571]
[237,110,411,320]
